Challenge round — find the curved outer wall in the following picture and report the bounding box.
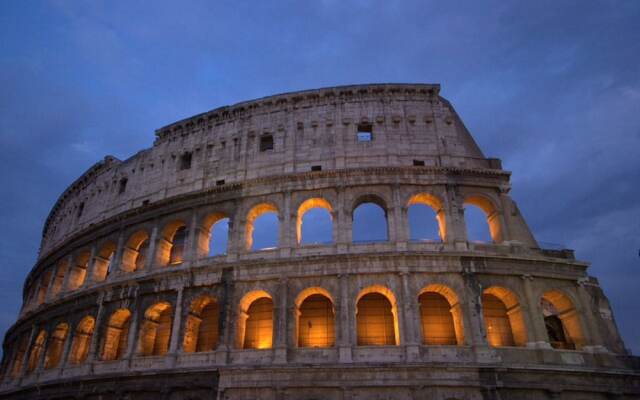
[1,83,638,400]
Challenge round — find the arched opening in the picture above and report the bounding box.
[36,270,52,305]
[183,295,219,353]
[93,241,116,282]
[296,288,335,348]
[68,316,95,365]
[407,193,446,242]
[419,284,464,345]
[352,196,388,243]
[50,260,68,297]
[237,291,273,349]
[297,198,333,245]
[245,203,279,251]
[138,302,173,356]
[101,309,131,361]
[67,251,91,291]
[197,213,230,257]
[464,195,503,243]
[27,330,47,373]
[157,221,187,266]
[356,286,399,346]
[121,230,149,272]
[482,287,527,347]
[44,323,69,369]
[10,335,28,378]
[541,290,584,350]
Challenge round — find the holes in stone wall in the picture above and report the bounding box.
[259,135,274,152]
[101,309,131,361]
[297,198,333,245]
[118,178,128,194]
[246,204,279,251]
[356,123,373,142]
[541,290,583,350]
[352,201,388,243]
[180,152,192,170]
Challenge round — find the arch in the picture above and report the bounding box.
[407,193,446,242]
[197,212,230,257]
[93,241,117,282]
[121,229,150,272]
[44,323,69,369]
[237,290,273,349]
[352,195,389,243]
[101,309,132,361]
[27,330,47,373]
[138,302,173,356]
[67,250,91,291]
[158,220,187,266]
[482,286,527,347]
[464,195,503,243]
[68,316,95,364]
[418,284,464,345]
[295,287,335,348]
[183,295,219,353]
[356,285,399,346]
[245,203,279,251]
[296,198,334,245]
[50,259,68,297]
[541,290,585,349]
[9,335,28,378]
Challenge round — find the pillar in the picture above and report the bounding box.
[400,272,420,361]
[274,278,288,363]
[337,274,352,362]
[577,280,607,353]
[445,185,468,248]
[60,254,75,293]
[168,288,184,354]
[17,326,36,380]
[82,244,98,288]
[111,230,126,276]
[86,294,105,364]
[185,211,199,262]
[279,192,292,257]
[145,223,159,270]
[521,275,551,348]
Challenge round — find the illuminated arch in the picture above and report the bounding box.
[464,195,503,243]
[67,250,91,291]
[93,241,116,282]
[237,290,273,349]
[183,295,219,353]
[541,289,585,350]
[482,286,527,347]
[121,230,150,272]
[159,220,187,266]
[138,302,173,356]
[295,287,335,348]
[35,269,52,305]
[44,323,69,369]
[296,198,334,244]
[407,193,447,241]
[245,203,279,251]
[356,285,399,346]
[101,309,132,361]
[50,259,68,297]
[26,330,47,373]
[9,335,28,378]
[418,284,464,345]
[68,316,95,364]
[198,212,230,257]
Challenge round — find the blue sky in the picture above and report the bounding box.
[1,1,639,354]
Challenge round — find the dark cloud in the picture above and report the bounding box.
[1,0,638,355]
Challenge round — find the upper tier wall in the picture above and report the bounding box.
[40,83,491,258]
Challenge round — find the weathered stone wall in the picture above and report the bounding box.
[2,84,638,400]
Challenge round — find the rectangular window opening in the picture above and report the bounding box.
[413,160,425,166]
[118,178,128,194]
[311,165,322,172]
[180,152,192,170]
[216,179,225,186]
[356,123,373,142]
[260,135,274,152]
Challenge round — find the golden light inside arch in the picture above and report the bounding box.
[245,203,278,250]
[482,286,527,347]
[237,290,273,349]
[464,195,503,243]
[296,198,333,244]
[356,285,400,346]
[407,193,446,241]
[541,289,585,349]
[419,283,465,345]
[295,287,336,348]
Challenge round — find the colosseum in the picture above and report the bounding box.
[1,83,638,399]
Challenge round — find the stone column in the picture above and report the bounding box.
[168,287,184,354]
[336,188,351,253]
[60,254,75,293]
[184,211,199,263]
[445,185,468,249]
[86,294,105,364]
[17,325,36,380]
[460,270,488,347]
[82,244,98,288]
[521,275,551,348]
[59,321,75,370]
[44,267,58,303]
[145,223,159,270]
[391,185,407,249]
[111,230,126,276]
[125,302,142,361]
[400,272,420,361]
[337,274,352,362]
[274,278,288,363]
[279,192,292,257]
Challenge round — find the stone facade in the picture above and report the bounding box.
[1,84,638,399]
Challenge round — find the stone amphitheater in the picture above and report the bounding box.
[1,83,638,400]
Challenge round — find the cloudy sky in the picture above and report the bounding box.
[1,1,639,355]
